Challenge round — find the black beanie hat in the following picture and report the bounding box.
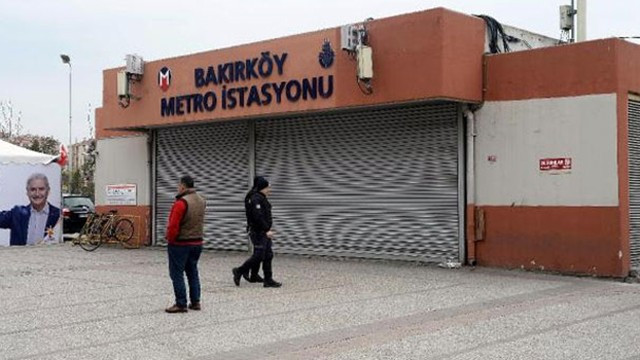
[253,176,270,191]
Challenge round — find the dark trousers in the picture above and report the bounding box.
[238,232,274,282]
[168,244,202,307]
[248,234,262,277]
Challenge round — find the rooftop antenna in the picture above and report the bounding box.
[560,1,586,43]
[559,3,575,43]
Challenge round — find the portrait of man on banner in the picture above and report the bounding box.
[0,172,62,246]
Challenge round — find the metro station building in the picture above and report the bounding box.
[95,8,640,277]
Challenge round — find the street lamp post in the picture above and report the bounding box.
[60,54,72,187]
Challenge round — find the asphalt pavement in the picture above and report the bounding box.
[1,243,639,359]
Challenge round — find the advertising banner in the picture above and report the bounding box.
[0,164,62,246]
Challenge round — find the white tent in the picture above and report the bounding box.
[0,140,62,246]
[0,139,56,164]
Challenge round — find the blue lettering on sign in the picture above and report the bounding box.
[318,75,333,98]
[194,94,204,112]
[227,88,237,109]
[161,98,175,117]
[273,53,287,75]
[247,86,261,107]
[246,58,258,80]
[161,75,334,116]
[260,83,272,105]
[285,80,302,102]
[175,96,184,115]
[272,81,286,104]
[302,78,317,100]
[218,63,231,84]
[161,92,218,116]
[203,92,217,111]
[206,67,217,86]
[161,51,335,117]
[195,52,289,89]
[234,62,246,82]
[236,87,247,107]
[194,68,205,88]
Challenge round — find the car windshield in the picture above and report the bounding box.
[64,197,94,209]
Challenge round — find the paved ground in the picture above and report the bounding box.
[1,243,640,360]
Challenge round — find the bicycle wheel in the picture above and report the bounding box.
[113,218,135,244]
[89,216,105,235]
[78,234,103,251]
[78,214,94,235]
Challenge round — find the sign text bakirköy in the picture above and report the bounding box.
[160,52,334,117]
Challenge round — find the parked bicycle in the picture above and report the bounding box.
[75,210,135,251]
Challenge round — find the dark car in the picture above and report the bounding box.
[62,195,95,234]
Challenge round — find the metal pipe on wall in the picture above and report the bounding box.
[464,106,477,264]
[150,131,157,246]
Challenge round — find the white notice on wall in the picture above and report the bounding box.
[106,184,137,205]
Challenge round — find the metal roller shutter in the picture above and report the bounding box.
[155,121,249,250]
[629,98,640,270]
[255,103,461,262]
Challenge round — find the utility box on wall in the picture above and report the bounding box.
[357,45,373,79]
[125,54,144,76]
[117,71,129,98]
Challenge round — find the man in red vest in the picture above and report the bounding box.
[165,175,206,313]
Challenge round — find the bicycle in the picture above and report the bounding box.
[75,210,135,251]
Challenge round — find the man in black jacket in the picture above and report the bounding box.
[233,176,282,288]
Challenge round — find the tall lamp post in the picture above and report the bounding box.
[60,54,72,185]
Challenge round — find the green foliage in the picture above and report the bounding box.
[2,134,60,156]
[61,169,70,193]
[70,168,82,194]
[80,139,96,200]
[61,140,96,198]
[27,136,60,155]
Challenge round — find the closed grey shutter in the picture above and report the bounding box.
[155,121,249,250]
[255,103,460,262]
[629,99,640,270]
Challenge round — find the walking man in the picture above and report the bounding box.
[233,176,282,288]
[241,181,265,284]
[165,175,206,313]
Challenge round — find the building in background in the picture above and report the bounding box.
[94,7,640,277]
[70,139,93,172]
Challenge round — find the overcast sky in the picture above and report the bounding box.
[1,0,638,144]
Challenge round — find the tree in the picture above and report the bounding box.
[30,137,41,152]
[80,139,97,200]
[27,135,59,155]
[60,139,96,196]
[62,169,70,194]
[70,168,82,194]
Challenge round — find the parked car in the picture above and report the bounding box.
[62,195,95,234]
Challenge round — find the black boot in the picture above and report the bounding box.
[264,279,282,288]
[242,271,263,283]
[232,268,241,286]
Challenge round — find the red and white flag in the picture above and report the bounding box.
[46,144,68,167]
[58,144,68,166]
